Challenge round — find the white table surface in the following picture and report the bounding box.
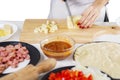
[1,21,120,79]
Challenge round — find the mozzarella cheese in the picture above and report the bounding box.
[67,15,82,29]
[34,20,58,34]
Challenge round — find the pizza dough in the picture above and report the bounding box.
[74,42,120,79]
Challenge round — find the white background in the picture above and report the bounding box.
[0,0,120,22]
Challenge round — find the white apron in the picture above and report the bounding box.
[48,0,106,22]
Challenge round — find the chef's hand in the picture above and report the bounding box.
[78,5,102,29]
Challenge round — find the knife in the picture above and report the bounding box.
[63,0,75,28]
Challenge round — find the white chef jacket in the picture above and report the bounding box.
[48,0,106,22]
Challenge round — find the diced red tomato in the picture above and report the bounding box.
[48,69,93,80]
[88,74,93,80]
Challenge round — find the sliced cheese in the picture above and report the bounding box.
[0,29,5,37]
[3,24,12,35]
[67,15,82,29]
[0,24,12,37]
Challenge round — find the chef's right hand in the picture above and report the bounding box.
[77,3,102,29]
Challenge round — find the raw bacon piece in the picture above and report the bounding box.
[0,43,30,73]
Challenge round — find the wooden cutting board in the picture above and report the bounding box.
[20,19,120,44]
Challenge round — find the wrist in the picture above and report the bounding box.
[92,2,104,10]
[92,0,109,9]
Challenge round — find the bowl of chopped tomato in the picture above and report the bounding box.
[41,66,113,80]
[48,68,92,80]
[41,66,93,80]
[41,66,88,80]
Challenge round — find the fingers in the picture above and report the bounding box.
[82,10,98,28]
[78,6,100,29]
[81,13,94,28]
[84,13,98,28]
[80,6,93,25]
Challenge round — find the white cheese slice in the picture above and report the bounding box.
[67,15,82,29]
[3,24,12,35]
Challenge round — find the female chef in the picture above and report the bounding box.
[48,0,109,28]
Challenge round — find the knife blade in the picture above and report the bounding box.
[63,0,75,28]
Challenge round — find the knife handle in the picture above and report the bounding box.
[63,0,67,2]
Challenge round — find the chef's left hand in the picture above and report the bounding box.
[78,5,102,29]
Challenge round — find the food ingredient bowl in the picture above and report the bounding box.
[0,23,17,41]
[40,34,75,60]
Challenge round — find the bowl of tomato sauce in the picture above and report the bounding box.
[40,34,75,60]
